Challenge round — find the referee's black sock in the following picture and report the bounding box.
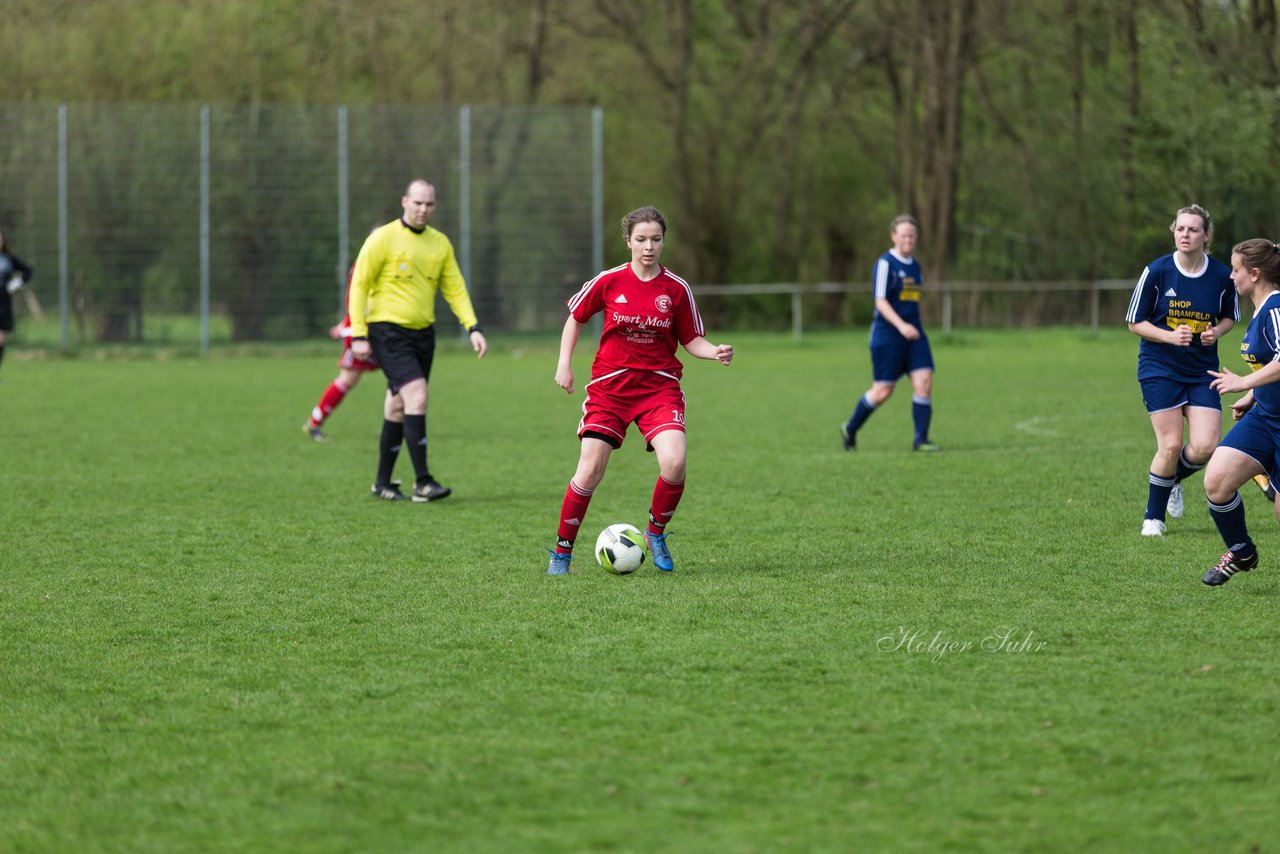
[404,414,431,483]
[0,343,6,371]
[376,419,404,487]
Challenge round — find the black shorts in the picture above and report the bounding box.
[368,322,435,393]
[0,291,12,332]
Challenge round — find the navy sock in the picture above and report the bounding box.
[403,414,430,483]
[376,420,404,487]
[1174,446,1205,483]
[845,394,877,436]
[1145,471,1176,521]
[912,396,932,445]
[1207,492,1255,556]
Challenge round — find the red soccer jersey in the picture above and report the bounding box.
[332,265,358,343]
[567,263,705,380]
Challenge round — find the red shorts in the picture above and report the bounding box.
[339,340,379,373]
[578,369,686,450]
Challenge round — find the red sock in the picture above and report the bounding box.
[556,480,594,553]
[309,379,350,427]
[648,475,685,535]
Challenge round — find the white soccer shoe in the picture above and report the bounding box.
[1141,519,1167,537]
[1167,483,1184,519]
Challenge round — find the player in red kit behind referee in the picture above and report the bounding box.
[348,179,487,502]
[545,206,734,575]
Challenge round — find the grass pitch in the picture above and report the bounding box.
[1,328,1277,851]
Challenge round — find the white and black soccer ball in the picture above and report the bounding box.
[594,523,646,575]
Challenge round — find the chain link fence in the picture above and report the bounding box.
[0,103,602,349]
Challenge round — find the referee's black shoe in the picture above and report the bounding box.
[371,480,410,501]
[413,478,452,502]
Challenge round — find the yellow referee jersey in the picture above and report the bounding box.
[347,219,479,337]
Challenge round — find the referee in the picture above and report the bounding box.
[348,179,488,502]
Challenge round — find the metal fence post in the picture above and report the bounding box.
[458,104,471,339]
[591,106,605,339]
[337,105,349,315]
[58,104,68,350]
[1090,281,1100,336]
[942,284,952,337]
[199,105,210,354]
[592,106,604,276]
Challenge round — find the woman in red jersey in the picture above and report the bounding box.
[301,262,382,443]
[546,206,734,575]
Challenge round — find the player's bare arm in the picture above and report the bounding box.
[683,336,734,365]
[1128,319,1193,346]
[875,298,919,341]
[1210,360,1280,394]
[556,316,585,394]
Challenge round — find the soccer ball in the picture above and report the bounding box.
[595,523,646,575]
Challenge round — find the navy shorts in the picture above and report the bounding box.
[870,325,934,383]
[1218,407,1280,481]
[368,322,435,394]
[1139,377,1221,414]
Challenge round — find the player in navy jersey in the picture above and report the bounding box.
[1125,205,1237,537]
[841,214,939,453]
[1199,239,1280,584]
[545,206,734,575]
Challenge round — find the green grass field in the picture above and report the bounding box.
[2,328,1278,852]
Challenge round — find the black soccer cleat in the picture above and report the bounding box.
[840,424,856,452]
[412,478,452,503]
[371,480,409,501]
[1202,549,1258,586]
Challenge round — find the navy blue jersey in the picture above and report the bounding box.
[872,251,923,333]
[0,250,33,285]
[0,249,33,330]
[1239,291,1280,423]
[1125,253,1237,382]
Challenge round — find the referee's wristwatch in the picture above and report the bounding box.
[468,324,484,334]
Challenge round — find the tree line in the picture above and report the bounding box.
[4,0,1278,293]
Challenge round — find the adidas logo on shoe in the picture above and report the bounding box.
[371,480,409,501]
[413,479,452,502]
[1203,548,1258,586]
